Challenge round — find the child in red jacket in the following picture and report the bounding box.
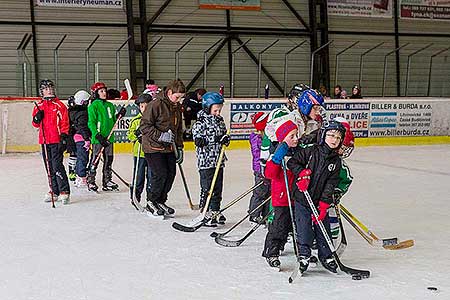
[31,79,71,204]
[262,119,298,268]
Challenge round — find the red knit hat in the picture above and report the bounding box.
[275,119,298,142]
[251,112,268,132]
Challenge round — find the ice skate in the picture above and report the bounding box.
[145,202,165,217]
[58,192,70,205]
[320,256,338,273]
[298,256,310,274]
[158,203,175,216]
[266,256,281,268]
[102,180,119,192]
[43,192,58,203]
[87,181,98,192]
[74,176,87,188]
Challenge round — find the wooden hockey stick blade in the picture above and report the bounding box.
[383,239,414,250]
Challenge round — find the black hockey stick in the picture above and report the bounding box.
[172,179,260,232]
[214,211,270,247]
[173,141,200,210]
[304,190,370,279]
[34,102,56,208]
[210,195,270,238]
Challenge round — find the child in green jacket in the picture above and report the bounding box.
[127,94,153,209]
[87,82,126,192]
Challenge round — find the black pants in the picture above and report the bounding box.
[262,206,292,258]
[87,143,114,186]
[199,167,224,211]
[41,144,70,195]
[248,173,271,218]
[145,152,176,204]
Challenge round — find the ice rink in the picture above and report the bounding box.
[1,145,449,300]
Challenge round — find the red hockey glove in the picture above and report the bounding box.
[296,168,312,192]
[312,201,330,224]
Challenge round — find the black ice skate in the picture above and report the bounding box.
[266,256,281,268]
[102,180,119,191]
[158,203,175,216]
[298,256,310,274]
[145,202,165,216]
[320,256,338,273]
[87,182,99,192]
[217,212,226,225]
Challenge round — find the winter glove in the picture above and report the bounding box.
[116,106,126,119]
[58,133,68,154]
[175,147,184,164]
[218,134,231,146]
[33,110,44,124]
[312,201,330,224]
[96,133,110,148]
[271,142,289,165]
[135,128,143,144]
[194,137,208,147]
[158,129,174,144]
[332,190,343,205]
[296,168,312,192]
[83,140,91,151]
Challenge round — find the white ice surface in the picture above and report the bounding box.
[0,145,449,300]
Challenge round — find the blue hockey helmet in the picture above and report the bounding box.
[202,92,224,112]
[318,120,346,148]
[297,89,325,116]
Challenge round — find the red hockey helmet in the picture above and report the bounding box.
[90,82,107,94]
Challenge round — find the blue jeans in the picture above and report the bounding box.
[295,201,332,260]
[130,156,151,201]
[75,141,89,177]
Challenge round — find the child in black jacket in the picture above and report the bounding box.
[287,120,345,274]
[69,90,92,188]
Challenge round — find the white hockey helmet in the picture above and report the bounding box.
[74,90,91,105]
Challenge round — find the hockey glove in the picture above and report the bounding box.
[176,147,184,164]
[296,168,312,192]
[96,133,110,148]
[33,110,44,124]
[218,134,231,146]
[194,137,208,147]
[158,129,174,144]
[271,142,289,165]
[135,128,143,144]
[58,133,68,154]
[312,201,330,224]
[116,106,126,119]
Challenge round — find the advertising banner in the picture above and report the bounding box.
[199,0,261,11]
[35,0,123,9]
[229,102,283,140]
[400,0,450,20]
[328,0,392,18]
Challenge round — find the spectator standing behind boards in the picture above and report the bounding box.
[182,88,207,139]
[340,89,348,99]
[143,79,160,97]
[350,85,363,99]
[333,85,342,99]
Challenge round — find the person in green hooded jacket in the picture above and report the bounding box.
[86,82,126,192]
[127,93,153,209]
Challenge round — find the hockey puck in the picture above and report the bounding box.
[210,232,218,238]
[352,274,362,280]
[427,287,438,291]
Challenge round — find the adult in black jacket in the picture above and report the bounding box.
[287,121,345,275]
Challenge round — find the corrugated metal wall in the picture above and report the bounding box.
[0,0,449,97]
